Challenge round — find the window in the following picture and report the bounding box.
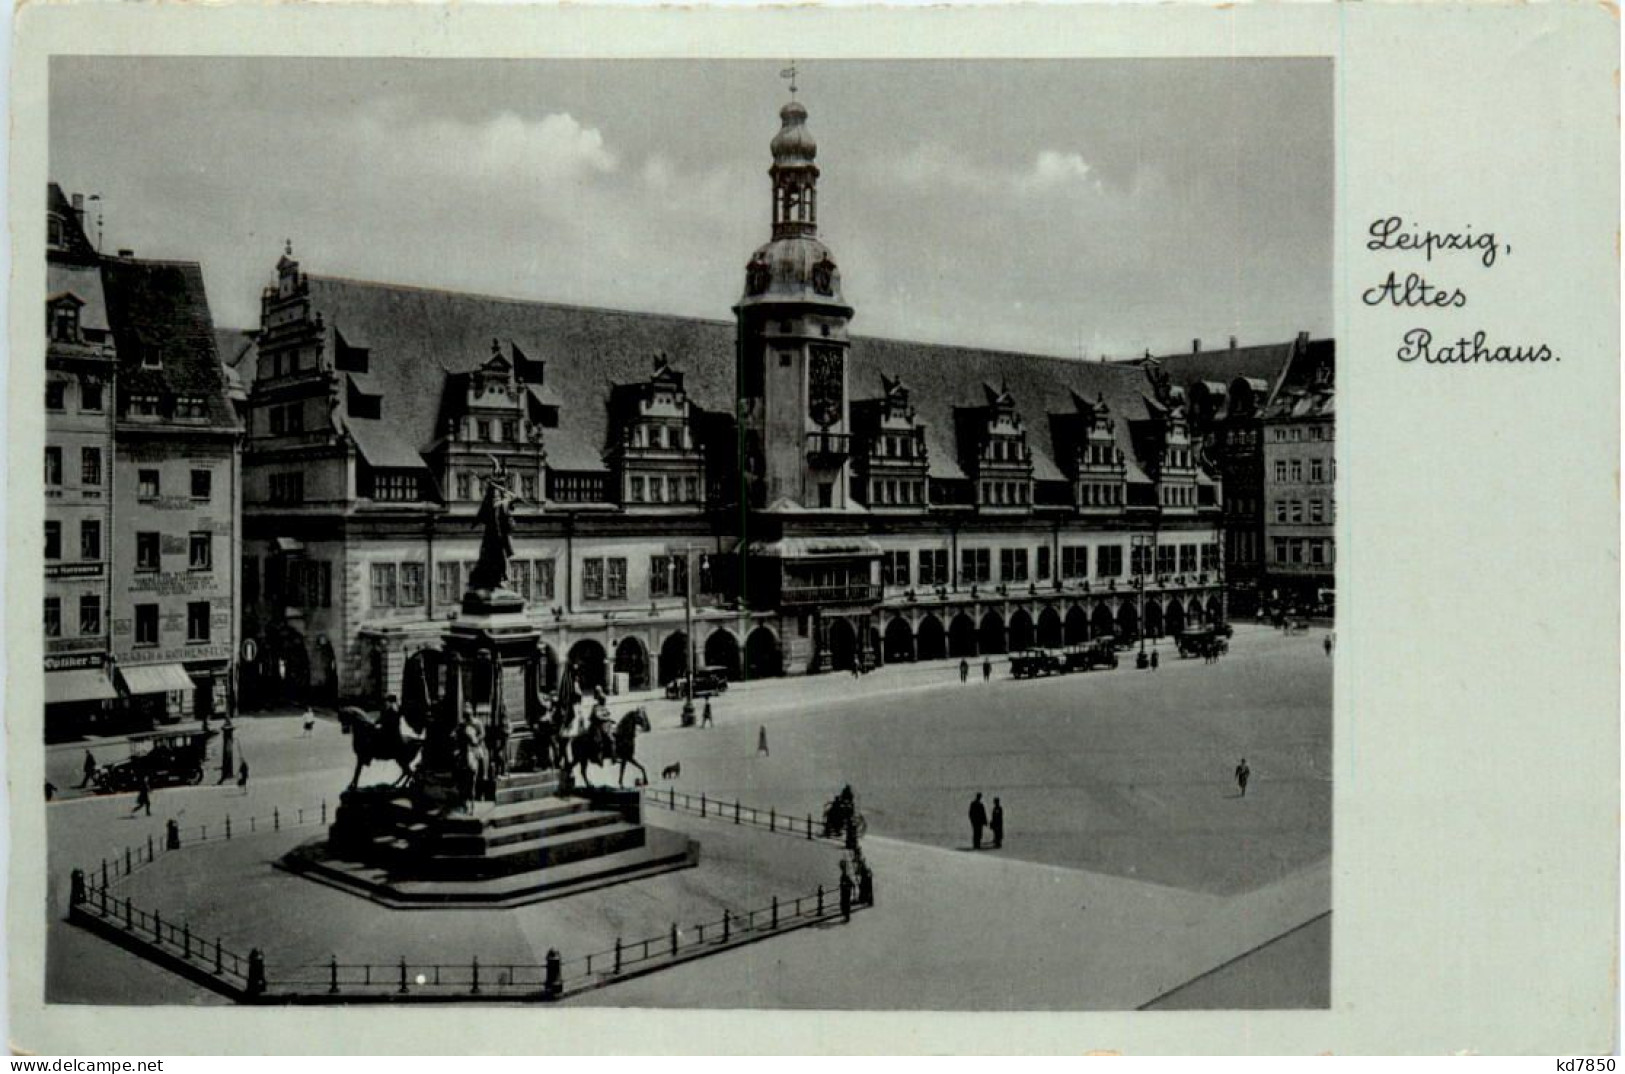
[44,597,60,638]
[81,381,103,412]
[535,559,556,603]
[81,520,101,561]
[399,563,425,605]
[1273,460,1287,482]
[1271,537,1288,563]
[1098,545,1124,578]
[187,601,211,643]
[648,475,663,503]
[45,447,62,486]
[474,419,488,442]
[959,548,991,584]
[1290,500,1304,523]
[371,564,397,608]
[919,549,948,586]
[685,476,699,503]
[1000,548,1029,583]
[138,469,159,499]
[1157,545,1176,576]
[607,558,627,600]
[1062,546,1088,579]
[456,473,473,500]
[629,476,645,503]
[583,558,605,601]
[1131,544,1151,576]
[521,475,537,501]
[1310,458,1325,483]
[50,303,80,343]
[174,396,208,420]
[182,532,210,570]
[373,473,418,502]
[668,477,682,503]
[44,521,60,559]
[136,532,159,572]
[437,562,461,605]
[1178,545,1196,573]
[1275,500,1287,523]
[1310,540,1326,565]
[79,594,101,636]
[45,381,66,410]
[268,472,304,504]
[1310,499,1325,523]
[881,550,911,588]
[650,555,672,598]
[502,420,518,443]
[47,215,63,248]
[1037,546,1052,581]
[511,560,531,602]
[1291,539,1306,564]
[134,604,158,646]
[818,483,834,509]
[128,395,162,418]
[140,343,162,370]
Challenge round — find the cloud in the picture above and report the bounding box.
[870,143,1100,200]
[1018,150,1096,193]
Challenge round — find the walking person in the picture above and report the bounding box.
[982,657,992,682]
[1150,648,1159,671]
[701,700,714,728]
[302,708,316,736]
[757,724,769,757]
[78,750,97,789]
[237,759,250,795]
[838,859,854,923]
[1235,758,1251,798]
[132,776,152,816]
[959,658,969,683]
[968,791,987,849]
[1324,634,1333,657]
[990,797,1005,849]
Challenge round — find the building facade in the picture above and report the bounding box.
[238,95,1240,707]
[43,183,243,735]
[1260,343,1336,612]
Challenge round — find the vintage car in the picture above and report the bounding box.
[93,729,214,793]
[1062,638,1120,672]
[1176,628,1226,658]
[664,665,731,700]
[1009,649,1066,679]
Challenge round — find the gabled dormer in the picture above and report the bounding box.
[607,352,705,510]
[426,339,545,507]
[1068,391,1126,512]
[1155,393,1201,514]
[969,382,1033,511]
[852,374,929,510]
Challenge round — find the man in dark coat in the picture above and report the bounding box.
[968,792,988,849]
[79,751,97,788]
[1235,758,1251,797]
[990,797,1005,849]
[959,658,969,683]
[982,657,992,682]
[1150,648,1160,670]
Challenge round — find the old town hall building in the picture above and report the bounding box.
[236,95,1317,706]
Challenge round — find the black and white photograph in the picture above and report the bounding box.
[42,54,1336,1012]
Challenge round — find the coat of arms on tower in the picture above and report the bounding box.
[745,253,771,296]
[808,345,845,428]
[811,255,836,297]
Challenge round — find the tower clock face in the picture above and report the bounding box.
[808,345,845,428]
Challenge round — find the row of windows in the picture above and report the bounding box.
[371,473,421,503]
[464,417,523,444]
[45,598,213,645]
[869,478,926,506]
[245,558,333,609]
[1271,425,1332,442]
[133,532,213,572]
[1161,484,1197,507]
[268,472,305,504]
[582,557,628,602]
[1079,482,1123,506]
[126,394,209,421]
[1271,537,1335,566]
[134,468,214,501]
[629,423,688,450]
[981,481,1029,506]
[44,519,100,561]
[628,474,701,504]
[983,438,1029,463]
[875,542,1216,589]
[366,559,564,610]
[45,454,215,502]
[454,470,540,502]
[1273,499,1333,525]
[1224,429,1261,448]
[266,402,305,435]
[45,379,104,413]
[1164,447,1194,470]
[1080,442,1118,467]
[1270,457,1332,484]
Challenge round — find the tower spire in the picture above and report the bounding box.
[780,62,798,98]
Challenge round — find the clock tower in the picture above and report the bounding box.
[735,94,856,511]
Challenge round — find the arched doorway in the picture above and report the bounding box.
[658,632,689,686]
[1008,609,1035,651]
[315,638,339,705]
[826,618,858,671]
[1164,599,1185,638]
[745,627,781,679]
[948,614,978,658]
[1145,600,1164,639]
[979,611,1007,655]
[1038,607,1063,649]
[1186,597,1205,628]
[1206,596,1224,626]
[884,616,915,663]
[613,636,650,692]
[1065,605,1089,645]
[916,615,947,660]
[568,639,608,696]
[703,629,741,680]
[1116,601,1139,642]
[1091,603,1115,641]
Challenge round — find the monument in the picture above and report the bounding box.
[282,463,698,908]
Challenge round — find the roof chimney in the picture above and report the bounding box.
[1192,338,1201,353]
[117,248,134,259]
[71,193,83,217]
[1297,330,1310,346]
[1229,335,1238,350]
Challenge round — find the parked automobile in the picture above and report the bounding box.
[93,729,213,793]
[1062,638,1120,672]
[1009,649,1065,679]
[664,666,731,700]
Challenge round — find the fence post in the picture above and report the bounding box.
[722,910,731,943]
[251,816,256,834]
[614,937,624,974]
[322,800,328,825]
[125,846,133,873]
[69,868,85,907]
[202,824,207,841]
[183,922,191,959]
[817,885,825,915]
[166,819,179,850]
[734,800,740,824]
[700,793,707,818]
[215,937,223,975]
[226,816,232,840]
[670,923,679,957]
[770,807,776,832]
[470,956,480,995]
[154,909,163,945]
[123,897,132,931]
[246,948,267,997]
[329,956,339,995]
[274,808,280,832]
[544,949,562,999]
[772,896,779,929]
[147,834,155,860]
[100,858,108,889]
[807,815,814,839]
[399,957,409,995]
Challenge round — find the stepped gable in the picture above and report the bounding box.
[101,257,238,430]
[295,273,1176,485]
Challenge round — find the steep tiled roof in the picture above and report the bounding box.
[1135,342,1299,396]
[47,183,99,262]
[101,258,237,430]
[289,274,1246,487]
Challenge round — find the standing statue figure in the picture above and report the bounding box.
[469,459,517,594]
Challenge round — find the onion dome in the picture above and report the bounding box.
[771,101,818,165]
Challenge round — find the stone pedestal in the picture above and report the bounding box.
[442,608,540,726]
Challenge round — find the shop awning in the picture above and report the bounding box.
[46,668,119,704]
[747,537,884,559]
[118,663,195,695]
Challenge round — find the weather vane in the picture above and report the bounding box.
[780,62,798,97]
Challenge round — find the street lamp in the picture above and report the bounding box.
[679,549,710,727]
[1131,533,1155,657]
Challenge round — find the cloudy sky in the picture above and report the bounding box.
[51,57,1332,359]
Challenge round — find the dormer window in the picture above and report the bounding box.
[47,215,64,250]
[128,394,162,419]
[48,300,81,343]
[174,396,209,420]
[140,343,162,370]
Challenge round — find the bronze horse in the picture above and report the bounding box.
[341,703,422,791]
[566,708,651,788]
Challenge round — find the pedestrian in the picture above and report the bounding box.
[1324,635,1333,657]
[701,700,714,728]
[302,709,316,736]
[237,759,250,794]
[757,725,769,757]
[45,781,56,801]
[982,657,992,682]
[132,777,152,816]
[79,750,97,788]
[1150,648,1159,671]
[1235,758,1251,798]
[968,791,987,849]
[838,859,854,923]
[990,797,1004,849]
[959,658,969,683]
